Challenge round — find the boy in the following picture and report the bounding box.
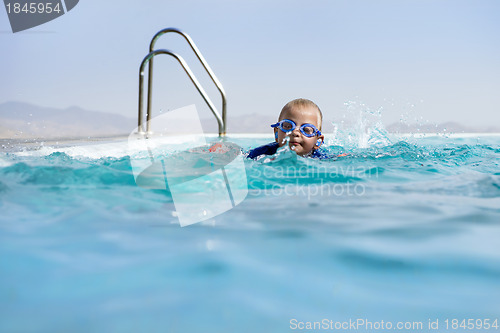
[247,98,326,159]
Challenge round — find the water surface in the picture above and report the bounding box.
[1,134,499,332]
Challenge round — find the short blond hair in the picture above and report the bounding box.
[279,98,323,129]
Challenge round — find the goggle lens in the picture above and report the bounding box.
[281,120,294,131]
[301,125,315,136]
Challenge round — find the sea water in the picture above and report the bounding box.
[1,132,499,332]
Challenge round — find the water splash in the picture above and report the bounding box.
[278,132,290,147]
[329,101,394,149]
[259,134,297,163]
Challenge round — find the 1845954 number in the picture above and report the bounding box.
[5,2,62,14]
[445,319,499,330]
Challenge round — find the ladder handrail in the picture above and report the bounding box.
[138,49,224,136]
[146,27,226,136]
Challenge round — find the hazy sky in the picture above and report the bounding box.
[1,0,499,128]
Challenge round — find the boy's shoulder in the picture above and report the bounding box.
[247,142,329,160]
[310,148,328,159]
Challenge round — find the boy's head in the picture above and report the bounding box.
[273,98,324,156]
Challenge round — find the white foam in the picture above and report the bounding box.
[0,155,13,167]
[6,132,499,159]
[12,134,207,159]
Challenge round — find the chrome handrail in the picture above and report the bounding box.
[138,49,223,136]
[144,27,227,136]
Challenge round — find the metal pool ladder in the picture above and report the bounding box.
[137,28,227,137]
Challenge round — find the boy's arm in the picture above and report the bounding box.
[247,142,279,159]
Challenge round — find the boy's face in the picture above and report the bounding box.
[275,105,324,156]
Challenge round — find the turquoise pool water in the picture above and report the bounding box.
[1,134,500,332]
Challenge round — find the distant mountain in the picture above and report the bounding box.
[0,102,278,139]
[0,101,136,139]
[1,101,498,140]
[386,121,500,134]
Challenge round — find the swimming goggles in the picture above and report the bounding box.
[271,119,322,137]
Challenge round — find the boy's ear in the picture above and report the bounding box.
[314,135,325,150]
